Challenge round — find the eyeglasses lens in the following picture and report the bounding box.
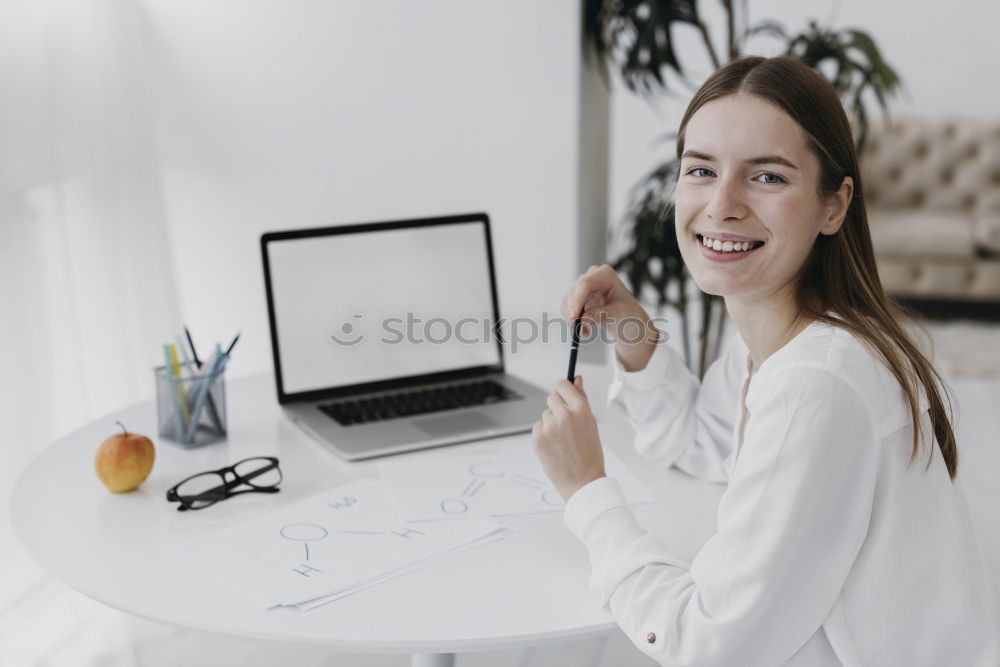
[175,472,228,509]
[233,458,282,489]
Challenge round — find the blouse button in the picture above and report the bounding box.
[646,632,657,644]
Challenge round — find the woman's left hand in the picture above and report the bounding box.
[531,376,606,502]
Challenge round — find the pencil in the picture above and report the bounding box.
[168,344,191,427]
[183,346,224,444]
[183,325,224,436]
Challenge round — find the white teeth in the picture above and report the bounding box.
[700,235,759,253]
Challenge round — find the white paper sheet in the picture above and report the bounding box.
[293,529,510,611]
[175,478,508,608]
[378,447,654,522]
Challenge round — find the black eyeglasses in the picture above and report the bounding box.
[166,456,282,511]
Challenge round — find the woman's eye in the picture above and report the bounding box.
[685,167,714,178]
[755,172,786,185]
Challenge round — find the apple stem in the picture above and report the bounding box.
[116,420,128,436]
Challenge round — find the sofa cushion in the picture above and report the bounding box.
[862,118,1000,218]
[877,256,1000,299]
[867,209,975,257]
[974,216,1000,254]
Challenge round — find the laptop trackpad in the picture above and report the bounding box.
[414,411,498,437]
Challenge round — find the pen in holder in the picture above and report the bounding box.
[155,361,227,447]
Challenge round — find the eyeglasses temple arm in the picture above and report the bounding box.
[233,461,280,485]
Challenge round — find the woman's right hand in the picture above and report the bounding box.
[561,264,661,372]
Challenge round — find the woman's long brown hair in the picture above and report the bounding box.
[675,56,958,480]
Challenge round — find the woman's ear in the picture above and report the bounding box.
[821,176,854,235]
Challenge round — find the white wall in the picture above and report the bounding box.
[140,0,584,378]
[608,0,1000,258]
[7,0,990,448]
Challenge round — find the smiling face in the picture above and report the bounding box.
[674,93,846,304]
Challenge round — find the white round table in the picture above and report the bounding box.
[11,361,724,667]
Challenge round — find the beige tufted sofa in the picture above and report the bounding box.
[860,117,1000,308]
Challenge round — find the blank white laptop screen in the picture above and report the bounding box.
[267,222,501,395]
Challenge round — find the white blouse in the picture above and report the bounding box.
[563,319,999,666]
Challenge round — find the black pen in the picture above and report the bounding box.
[184,326,202,367]
[223,332,241,358]
[566,308,584,382]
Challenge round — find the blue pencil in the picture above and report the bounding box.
[183,345,225,443]
[183,325,225,435]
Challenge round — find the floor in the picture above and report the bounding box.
[2,317,997,667]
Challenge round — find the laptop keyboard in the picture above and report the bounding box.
[319,379,522,426]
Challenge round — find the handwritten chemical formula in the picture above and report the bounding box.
[439,462,563,516]
[279,493,427,576]
[178,478,505,608]
[378,447,654,523]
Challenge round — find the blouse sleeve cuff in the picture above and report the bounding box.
[610,331,676,393]
[563,475,629,542]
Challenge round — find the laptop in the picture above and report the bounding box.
[260,212,549,461]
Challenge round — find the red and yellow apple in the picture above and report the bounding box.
[95,421,155,493]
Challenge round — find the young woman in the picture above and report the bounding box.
[531,56,999,666]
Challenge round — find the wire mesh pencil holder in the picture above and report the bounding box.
[155,362,227,447]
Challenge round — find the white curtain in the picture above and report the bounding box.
[0,0,180,520]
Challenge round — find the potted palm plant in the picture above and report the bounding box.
[584,1,902,377]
